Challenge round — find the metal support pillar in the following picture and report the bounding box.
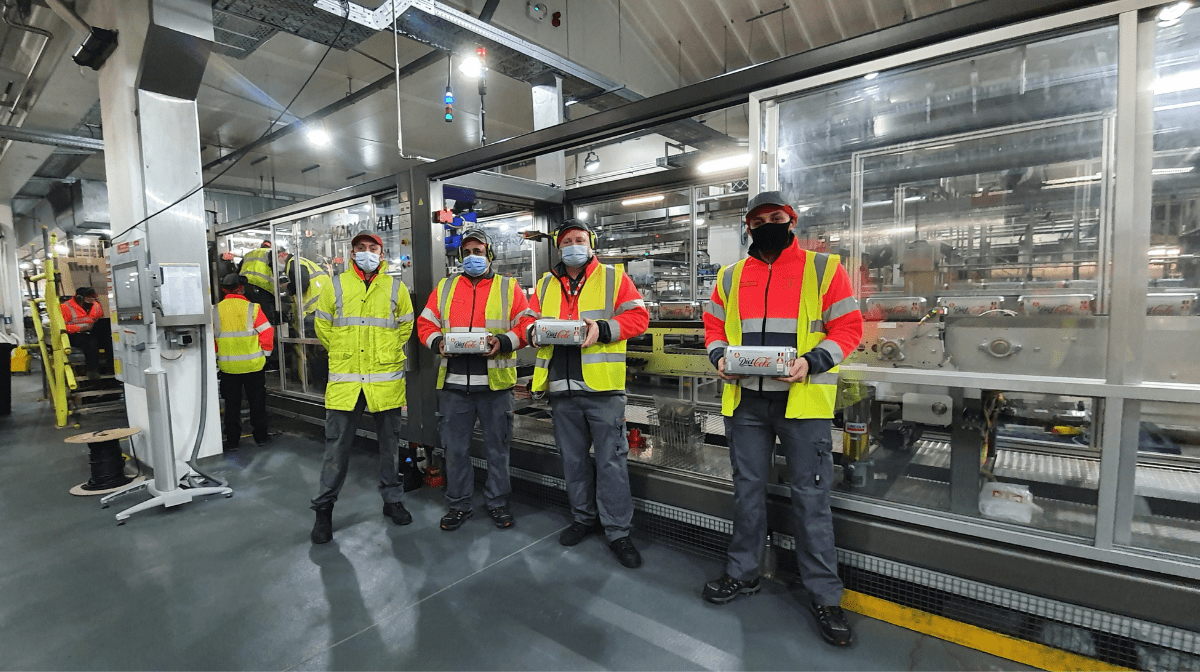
[86,0,230,521]
[949,390,983,515]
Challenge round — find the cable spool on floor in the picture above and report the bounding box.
[66,428,144,496]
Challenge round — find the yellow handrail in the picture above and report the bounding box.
[29,233,77,427]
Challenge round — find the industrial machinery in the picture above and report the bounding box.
[217,1,1200,663]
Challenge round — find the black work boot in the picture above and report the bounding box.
[559,520,603,546]
[383,501,413,526]
[809,602,854,647]
[609,536,642,568]
[702,574,761,604]
[440,508,472,531]
[311,503,333,544]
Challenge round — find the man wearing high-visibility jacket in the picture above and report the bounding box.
[701,191,864,647]
[238,240,278,324]
[60,286,105,378]
[282,253,333,389]
[309,231,415,545]
[416,229,535,532]
[213,274,274,451]
[527,219,650,568]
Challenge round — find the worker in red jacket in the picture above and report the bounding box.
[416,229,535,532]
[61,286,105,379]
[702,191,864,647]
[526,219,650,569]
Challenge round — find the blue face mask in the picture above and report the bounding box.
[462,254,489,276]
[353,250,380,273]
[561,244,590,268]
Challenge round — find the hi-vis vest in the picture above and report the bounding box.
[241,248,274,293]
[214,298,268,374]
[62,299,102,333]
[287,256,331,318]
[717,250,841,419]
[434,274,518,390]
[313,264,414,412]
[532,263,626,393]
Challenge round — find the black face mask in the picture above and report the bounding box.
[748,221,794,252]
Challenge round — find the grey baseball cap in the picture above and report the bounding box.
[745,191,792,221]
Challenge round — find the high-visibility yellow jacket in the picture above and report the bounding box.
[313,262,414,412]
[286,256,332,319]
[708,243,862,419]
[214,294,273,374]
[418,273,535,391]
[528,259,648,393]
[240,248,275,293]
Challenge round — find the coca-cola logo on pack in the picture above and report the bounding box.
[738,356,774,368]
[461,339,481,349]
[1149,305,1178,316]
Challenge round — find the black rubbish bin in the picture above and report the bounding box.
[0,343,14,416]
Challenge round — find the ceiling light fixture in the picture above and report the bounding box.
[622,194,665,206]
[577,210,589,221]
[516,214,533,222]
[1152,166,1195,175]
[459,55,483,78]
[1159,1,1191,26]
[864,71,880,80]
[53,244,69,255]
[584,151,600,172]
[697,153,750,174]
[306,126,330,146]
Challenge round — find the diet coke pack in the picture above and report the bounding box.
[444,331,491,354]
[534,319,587,345]
[724,345,798,376]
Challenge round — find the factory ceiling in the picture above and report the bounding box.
[0,0,973,217]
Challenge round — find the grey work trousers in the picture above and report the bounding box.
[725,395,843,606]
[438,388,513,511]
[550,394,633,542]
[311,392,405,508]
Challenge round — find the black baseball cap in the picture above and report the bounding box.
[555,218,591,245]
[220,273,247,288]
[75,286,97,297]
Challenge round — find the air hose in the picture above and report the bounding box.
[187,324,228,488]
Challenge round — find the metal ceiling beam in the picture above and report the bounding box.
[0,124,104,152]
[745,0,787,61]
[477,0,502,24]
[823,0,849,41]
[202,48,444,171]
[415,0,1110,183]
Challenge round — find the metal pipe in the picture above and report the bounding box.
[43,0,89,37]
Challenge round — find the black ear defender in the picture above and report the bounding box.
[460,229,495,261]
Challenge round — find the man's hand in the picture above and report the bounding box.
[438,338,453,357]
[716,357,747,381]
[774,356,810,383]
[580,318,600,348]
[486,335,501,356]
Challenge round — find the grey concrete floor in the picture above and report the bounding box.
[0,373,1029,671]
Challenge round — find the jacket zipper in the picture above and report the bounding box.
[760,261,773,394]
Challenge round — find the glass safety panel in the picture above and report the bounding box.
[476,212,535,289]
[1129,400,1200,559]
[1143,4,1200,384]
[765,23,1120,540]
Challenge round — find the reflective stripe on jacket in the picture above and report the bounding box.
[214,296,271,374]
[313,262,414,412]
[61,298,102,334]
[421,274,532,391]
[530,262,641,393]
[240,248,274,293]
[710,245,859,419]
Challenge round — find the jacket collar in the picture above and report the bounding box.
[351,260,389,284]
[460,269,496,284]
[222,293,250,302]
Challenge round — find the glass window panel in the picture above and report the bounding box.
[476,213,535,288]
[1144,5,1200,384]
[1129,401,1200,558]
